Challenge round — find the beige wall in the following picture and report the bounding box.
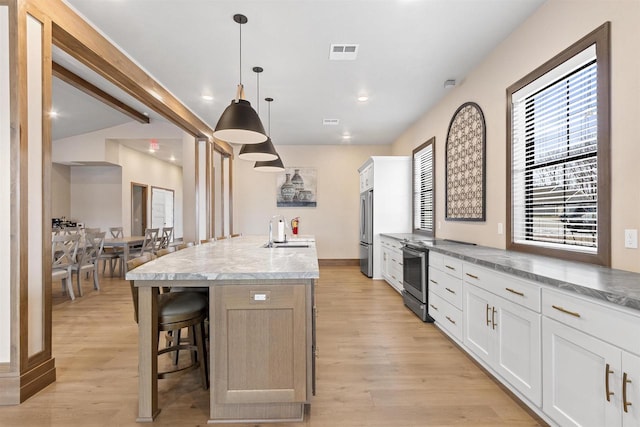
[391,0,640,272]
[233,144,392,259]
[70,165,121,231]
[51,163,71,219]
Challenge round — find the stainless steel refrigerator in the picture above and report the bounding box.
[359,189,373,277]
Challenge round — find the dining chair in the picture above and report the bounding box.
[100,227,125,277]
[84,227,101,234]
[158,227,173,251]
[127,254,209,389]
[70,231,105,297]
[129,228,158,258]
[52,233,80,300]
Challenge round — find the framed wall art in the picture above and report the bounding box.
[445,102,486,221]
[277,167,317,207]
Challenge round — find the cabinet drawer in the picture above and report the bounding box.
[428,266,462,309]
[389,262,403,286]
[429,251,443,269]
[388,239,403,251]
[441,255,463,279]
[542,288,640,356]
[428,291,463,342]
[463,263,541,312]
[387,249,402,266]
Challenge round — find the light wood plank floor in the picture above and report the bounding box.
[0,266,544,426]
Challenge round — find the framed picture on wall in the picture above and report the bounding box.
[277,167,317,207]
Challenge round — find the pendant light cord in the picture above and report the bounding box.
[239,21,242,85]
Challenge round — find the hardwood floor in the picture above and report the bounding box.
[0,266,543,426]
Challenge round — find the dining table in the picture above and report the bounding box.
[103,235,146,275]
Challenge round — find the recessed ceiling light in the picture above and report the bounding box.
[169,155,176,162]
[342,133,352,140]
[357,95,369,102]
[49,111,58,118]
[201,94,214,101]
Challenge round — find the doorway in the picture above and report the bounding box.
[131,183,148,236]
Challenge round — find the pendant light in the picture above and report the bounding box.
[254,97,285,172]
[213,14,267,145]
[238,67,279,161]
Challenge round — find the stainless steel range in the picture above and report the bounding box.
[401,240,433,322]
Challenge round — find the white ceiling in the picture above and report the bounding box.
[55,0,546,152]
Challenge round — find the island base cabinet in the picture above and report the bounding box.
[621,351,640,427]
[543,317,622,427]
[210,283,312,423]
[464,284,541,405]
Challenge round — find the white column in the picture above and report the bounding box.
[26,14,43,357]
[197,139,207,242]
[0,4,11,364]
[181,132,196,241]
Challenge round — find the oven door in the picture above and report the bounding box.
[402,246,427,302]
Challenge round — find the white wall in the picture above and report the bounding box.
[70,166,121,231]
[391,0,640,272]
[51,163,71,219]
[233,144,392,259]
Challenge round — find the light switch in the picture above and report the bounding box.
[624,229,638,249]
[498,223,504,235]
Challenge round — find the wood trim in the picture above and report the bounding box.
[318,259,359,267]
[130,182,148,235]
[228,154,234,235]
[19,357,55,403]
[52,61,149,124]
[505,22,611,267]
[24,0,233,156]
[220,154,226,236]
[412,137,435,237]
[205,140,211,239]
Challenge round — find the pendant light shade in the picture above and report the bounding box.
[254,155,285,172]
[239,137,278,161]
[213,14,267,145]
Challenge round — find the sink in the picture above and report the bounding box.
[263,242,310,248]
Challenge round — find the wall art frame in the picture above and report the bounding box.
[445,102,486,221]
[277,167,317,207]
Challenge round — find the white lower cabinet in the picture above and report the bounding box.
[542,290,640,427]
[380,237,402,293]
[464,283,542,405]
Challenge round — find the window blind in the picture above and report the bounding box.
[414,143,434,232]
[512,58,598,252]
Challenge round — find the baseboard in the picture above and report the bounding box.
[318,259,359,267]
[20,358,56,403]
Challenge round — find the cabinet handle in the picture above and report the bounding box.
[445,265,456,271]
[429,304,438,311]
[430,279,438,285]
[605,363,615,401]
[623,372,632,412]
[505,287,524,297]
[486,304,491,326]
[446,316,456,325]
[491,307,497,330]
[391,275,397,280]
[552,305,581,318]
[445,287,456,294]
[466,272,479,280]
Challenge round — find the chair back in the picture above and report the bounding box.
[127,253,157,323]
[161,227,173,246]
[63,226,81,236]
[109,227,124,238]
[78,231,106,268]
[52,233,80,268]
[84,227,101,234]
[141,228,159,254]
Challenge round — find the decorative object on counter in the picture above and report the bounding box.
[213,14,267,145]
[254,97,285,172]
[445,102,486,221]
[277,167,317,207]
[291,217,300,235]
[239,67,279,161]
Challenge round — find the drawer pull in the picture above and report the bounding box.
[445,265,456,271]
[429,279,438,285]
[445,287,456,294]
[465,272,479,280]
[486,304,491,326]
[552,305,581,318]
[391,275,397,280]
[505,287,525,297]
[606,363,615,401]
[446,316,456,325]
[429,304,438,311]
[491,306,497,330]
[623,372,632,412]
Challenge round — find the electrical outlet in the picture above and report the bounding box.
[498,223,504,235]
[624,229,638,249]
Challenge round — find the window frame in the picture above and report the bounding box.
[412,137,436,237]
[506,22,611,266]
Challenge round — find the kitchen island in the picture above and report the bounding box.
[126,235,319,424]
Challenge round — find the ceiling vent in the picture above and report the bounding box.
[323,118,340,125]
[329,44,359,60]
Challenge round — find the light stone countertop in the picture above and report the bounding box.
[381,233,640,312]
[126,235,319,282]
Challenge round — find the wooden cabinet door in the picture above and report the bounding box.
[494,296,541,405]
[463,284,492,364]
[622,351,640,427]
[213,284,308,404]
[543,317,621,427]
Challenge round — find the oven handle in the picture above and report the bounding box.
[402,247,426,259]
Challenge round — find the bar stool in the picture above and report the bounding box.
[127,254,209,389]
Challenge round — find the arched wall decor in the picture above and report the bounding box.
[445,102,486,221]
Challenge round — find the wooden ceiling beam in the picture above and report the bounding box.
[52,61,149,124]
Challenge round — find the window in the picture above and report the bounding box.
[413,137,435,236]
[507,23,610,266]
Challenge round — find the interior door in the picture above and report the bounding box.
[131,183,147,236]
